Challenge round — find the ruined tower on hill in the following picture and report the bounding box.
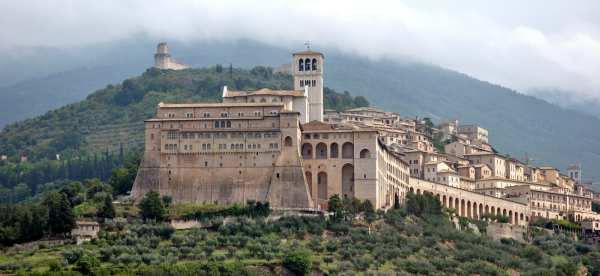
[154,43,193,70]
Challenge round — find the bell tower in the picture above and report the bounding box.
[567,163,581,183]
[293,49,324,122]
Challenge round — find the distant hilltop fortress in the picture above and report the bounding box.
[154,43,193,70]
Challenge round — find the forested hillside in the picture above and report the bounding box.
[0,66,368,203]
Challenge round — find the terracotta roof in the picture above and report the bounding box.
[293,50,324,57]
[302,120,333,131]
[224,88,305,98]
[76,221,100,226]
[157,102,285,108]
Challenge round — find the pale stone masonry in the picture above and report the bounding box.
[154,43,193,70]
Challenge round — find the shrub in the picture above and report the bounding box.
[48,259,62,272]
[204,245,215,256]
[284,250,312,276]
[323,256,334,264]
[215,254,226,262]
[171,235,184,248]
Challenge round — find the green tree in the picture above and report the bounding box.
[284,250,312,276]
[98,194,116,220]
[139,189,166,221]
[394,194,400,210]
[42,192,76,236]
[59,181,85,207]
[363,199,376,223]
[162,195,173,206]
[327,194,344,223]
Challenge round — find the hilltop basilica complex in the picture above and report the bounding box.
[131,43,600,230]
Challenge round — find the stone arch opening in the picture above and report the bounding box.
[467,201,472,218]
[317,172,328,201]
[305,58,311,71]
[520,213,524,222]
[285,136,293,147]
[416,189,421,195]
[448,197,453,209]
[442,195,447,209]
[409,187,414,193]
[301,143,313,159]
[316,143,328,159]
[299,59,304,71]
[312,58,317,70]
[455,198,460,214]
[503,209,507,217]
[479,204,483,220]
[342,142,354,159]
[330,143,339,158]
[509,210,513,224]
[461,199,466,217]
[342,164,354,199]
[360,149,371,158]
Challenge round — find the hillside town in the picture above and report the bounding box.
[133,43,600,236]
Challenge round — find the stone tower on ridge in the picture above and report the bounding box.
[154,42,193,70]
[293,50,324,122]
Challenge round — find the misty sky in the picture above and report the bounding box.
[2,0,600,101]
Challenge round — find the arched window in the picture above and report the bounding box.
[206,133,211,138]
[215,121,219,128]
[240,144,243,149]
[173,144,177,150]
[182,133,188,139]
[238,133,244,138]
[247,133,253,139]
[190,145,193,150]
[220,121,225,128]
[231,144,235,149]
[274,143,278,148]
[250,99,255,103]
[299,59,304,71]
[305,58,311,70]
[222,134,228,139]
[207,144,211,149]
[198,133,204,139]
[184,145,188,150]
[313,134,319,139]
[202,144,207,150]
[272,98,278,102]
[312,58,317,70]
[167,131,178,139]
[164,144,168,150]
[158,124,161,128]
[170,124,174,128]
[189,133,195,139]
[226,121,231,128]
[151,133,155,140]
[215,133,220,139]
[260,98,267,102]
[265,133,271,138]
[255,133,261,138]
[575,172,579,178]
[152,124,155,128]
[235,144,240,149]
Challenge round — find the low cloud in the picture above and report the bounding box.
[2,0,599,100]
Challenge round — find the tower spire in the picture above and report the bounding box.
[305,41,310,51]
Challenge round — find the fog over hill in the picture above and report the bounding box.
[1,38,599,180]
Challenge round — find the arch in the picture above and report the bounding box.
[299,59,304,71]
[514,212,519,225]
[461,199,466,217]
[271,98,278,102]
[318,172,328,200]
[416,189,421,195]
[302,143,313,159]
[442,195,447,209]
[448,196,453,209]
[250,99,255,103]
[520,213,524,222]
[305,172,313,197]
[312,58,317,71]
[526,216,529,222]
[409,187,414,193]
[497,207,501,216]
[330,143,339,158]
[285,136,293,147]
[360,149,371,158]
[305,58,311,71]
[342,164,354,199]
[509,210,513,224]
[151,133,155,140]
[260,98,267,103]
[226,121,231,128]
[467,201,472,218]
[502,209,507,217]
[316,142,328,159]
[342,142,354,159]
[478,204,483,220]
[215,121,219,128]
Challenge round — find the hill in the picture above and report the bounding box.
[1,190,598,275]
[1,39,599,180]
[0,66,368,202]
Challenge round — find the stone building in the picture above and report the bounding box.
[71,221,100,245]
[154,43,193,70]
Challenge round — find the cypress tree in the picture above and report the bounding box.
[98,194,116,220]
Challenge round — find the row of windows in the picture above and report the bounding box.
[300,80,317,87]
[250,98,278,103]
[298,58,318,71]
[165,143,279,151]
[303,133,331,139]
